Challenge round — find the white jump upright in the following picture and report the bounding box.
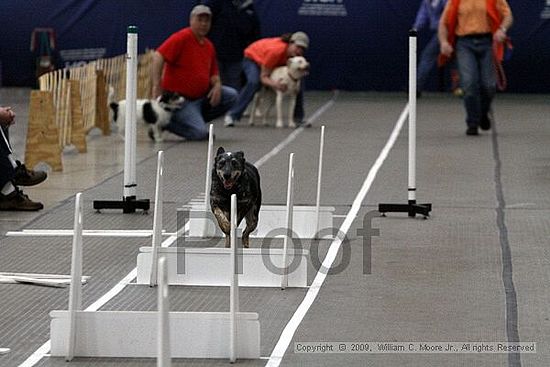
[378,29,432,218]
[229,194,238,363]
[281,153,295,290]
[66,193,84,361]
[314,126,325,238]
[157,257,171,367]
[150,151,165,287]
[93,25,149,213]
[202,125,215,236]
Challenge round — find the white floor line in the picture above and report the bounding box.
[18,94,338,367]
[254,91,337,168]
[265,103,409,367]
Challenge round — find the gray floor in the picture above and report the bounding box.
[0,89,549,367]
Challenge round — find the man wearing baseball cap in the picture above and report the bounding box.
[151,5,237,141]
[224,31,310,127]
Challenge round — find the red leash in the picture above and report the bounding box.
[493,38,513,91]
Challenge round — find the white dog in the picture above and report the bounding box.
[249,56,309,128]
[110,92,185,142]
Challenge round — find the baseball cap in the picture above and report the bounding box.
[190,4,212,17]
[290,31,309,49]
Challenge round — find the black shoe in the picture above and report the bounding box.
[0,189,43,211]
[13,161,47,186]
[480,114,492,131]
[466,126,479,136]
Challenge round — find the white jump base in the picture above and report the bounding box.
[137,246,309,287]
[50,310,260,359]
[185,204,335,239]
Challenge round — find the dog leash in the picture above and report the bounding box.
[0,126,13,154]
[493,37,512,91]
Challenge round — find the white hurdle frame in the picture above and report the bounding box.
[149,151,165,287]
[191,127,334,239]
[136,152,308,288]
[281,153,295,290]
[51,194,260,361]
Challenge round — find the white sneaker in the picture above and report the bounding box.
[224,115,235,127]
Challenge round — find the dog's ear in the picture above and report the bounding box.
[235,151,245,162]
[216,147,225,156]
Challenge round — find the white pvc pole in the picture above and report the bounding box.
[408,31,417,202]
[229,194,238,363]
[123,26,138,199]
[0,348,10,355]
[150,151,165,287]
[203,125,214,236]
[314,126,325,238]
[281,153,295,290]
[66,193,83,361]
[157,257,171,367]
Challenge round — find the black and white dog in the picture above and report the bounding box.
[110,92,185,142]
[210,147,262,248]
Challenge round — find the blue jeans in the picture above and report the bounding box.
[228,58,305,122]
[455,36,496,128]
[166,86,237,140]
[417,33,440,91]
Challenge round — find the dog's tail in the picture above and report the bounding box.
[109,102,118,123]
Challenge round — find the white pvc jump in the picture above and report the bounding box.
[51,193,260,361]
[139,150,309,288]
[186,125,335,240]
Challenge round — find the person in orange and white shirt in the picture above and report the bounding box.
[438,0,513,136]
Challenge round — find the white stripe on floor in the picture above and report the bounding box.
[265,103,409,367]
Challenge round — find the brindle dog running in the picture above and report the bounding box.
[210,147,261,247]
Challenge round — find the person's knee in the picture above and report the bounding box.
[187,124,209,141]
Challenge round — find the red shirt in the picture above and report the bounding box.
[157,27,219,99]
[244,37,289,69]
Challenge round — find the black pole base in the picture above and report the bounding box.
[93,196,150,214]
[378,200,432,218]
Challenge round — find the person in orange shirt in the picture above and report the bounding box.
[438,0,512,136]
[224,31,309,127]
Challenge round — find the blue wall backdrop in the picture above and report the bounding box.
[0,0,548,92]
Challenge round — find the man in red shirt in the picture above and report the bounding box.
[151,5,237,140]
